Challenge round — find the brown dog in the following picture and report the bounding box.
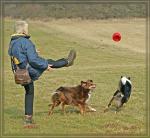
[48,80,96,115]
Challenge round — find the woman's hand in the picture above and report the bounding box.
[36,49,40,53]
[47,64,53,71]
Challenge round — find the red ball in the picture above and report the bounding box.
[112,32,121,42]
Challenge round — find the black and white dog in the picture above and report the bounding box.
[104,76,132,113]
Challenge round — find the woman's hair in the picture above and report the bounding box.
[14,21,28,34]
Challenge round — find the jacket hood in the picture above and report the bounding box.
[11,34,30,40]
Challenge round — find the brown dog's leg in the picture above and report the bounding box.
[82,104,86,115]
[86,105,96,112]
[48,101,60,115]
[78,104,85,115]
[48,104,55,115]
[61,102,66,114]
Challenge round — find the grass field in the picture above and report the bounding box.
[3,18,147,136]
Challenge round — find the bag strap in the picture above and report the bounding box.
[10,57,16,73]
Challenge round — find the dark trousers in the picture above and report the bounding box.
[24,58,68,115]
[47,58,68,68]
[24,82,34,115]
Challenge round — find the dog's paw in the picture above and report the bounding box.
[87,106,96,112]
[90,108,96,112]
[104,107,109,113]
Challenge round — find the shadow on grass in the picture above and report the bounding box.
[104,105,124,114]
[36,106,81,116]
[36,105,101,117]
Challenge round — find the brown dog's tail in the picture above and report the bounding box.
[48,91,61,107]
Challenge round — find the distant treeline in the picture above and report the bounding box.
[4,3,146,19]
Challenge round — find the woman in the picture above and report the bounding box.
[8,21,76,127]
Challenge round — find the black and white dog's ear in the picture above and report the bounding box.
[128,77,131,80]
[121,76,123,78]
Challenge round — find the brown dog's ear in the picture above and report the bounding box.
[87,80,93,83]
[81,81,84,84]
[128,77,131,80]
[81,81,86,86]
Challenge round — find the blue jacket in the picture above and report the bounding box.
[8,34,48,81]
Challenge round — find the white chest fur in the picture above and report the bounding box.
[86,93,91,103]
[85,92,96,112]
